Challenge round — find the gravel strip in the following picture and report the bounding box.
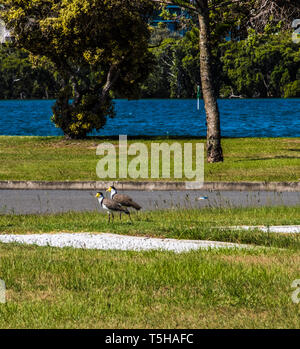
[0,233,246,253]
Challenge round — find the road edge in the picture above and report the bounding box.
[0,180,299,191]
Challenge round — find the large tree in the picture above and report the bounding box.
[1,0,155,139]
[154,0,225,162]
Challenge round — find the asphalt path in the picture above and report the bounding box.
[0,189,299,214]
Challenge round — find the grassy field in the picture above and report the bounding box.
[0,136,299,182]
[0,206,299,328]
[0,244,299,328]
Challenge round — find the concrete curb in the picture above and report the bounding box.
[0,180,299,191]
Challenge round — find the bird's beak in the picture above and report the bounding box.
[106,187,111,192]
[95,193,100,198]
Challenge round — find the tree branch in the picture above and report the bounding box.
[101,64,120,102]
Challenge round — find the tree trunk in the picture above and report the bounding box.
[197,2,223,163]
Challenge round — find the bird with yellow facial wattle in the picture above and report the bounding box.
[106,186,142,213]
[95,192,131,223]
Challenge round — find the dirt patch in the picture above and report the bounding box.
[286,139,300,145]
[219,254,300,267]
[6,289,61,302]
[43,140,99,149]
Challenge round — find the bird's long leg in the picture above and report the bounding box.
[108,213,110,223]
[120,212,122,220]
[128,212,133,223]
[111,213,114,223]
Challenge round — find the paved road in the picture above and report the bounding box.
[0,189,299,214]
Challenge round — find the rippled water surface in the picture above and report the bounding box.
[0,99,299,137]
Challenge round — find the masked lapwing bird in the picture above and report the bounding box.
[95,192,130,223]
[106,186,142,211]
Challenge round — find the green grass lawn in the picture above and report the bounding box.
[0,206,299,328]
[0,136,299,182]
[0,244,299,328]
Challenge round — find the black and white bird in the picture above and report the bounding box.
[95,192,131,223]
[106,186,141,211]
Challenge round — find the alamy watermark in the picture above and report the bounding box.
[0,279,5,304]
[292,19,300,44]
[291,279,300,304]
[96,135,204,186]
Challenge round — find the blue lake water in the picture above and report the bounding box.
[0,98,299,137]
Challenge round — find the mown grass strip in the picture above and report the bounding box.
[0,136,299,181]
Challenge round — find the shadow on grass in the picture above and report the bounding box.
[236,156,300,161]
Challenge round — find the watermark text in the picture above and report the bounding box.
[96,135,204,185]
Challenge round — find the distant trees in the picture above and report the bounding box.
[141,28,200,98]
[0,44,59,99]
[2,0,155,139]
[142,27,300,99]
[220,30,300,98]
[1,28,299,100]
[1,27,299,100]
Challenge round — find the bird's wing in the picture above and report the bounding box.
[114,194,141,210]
[103,198,123,211]
[114,194,132,205]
